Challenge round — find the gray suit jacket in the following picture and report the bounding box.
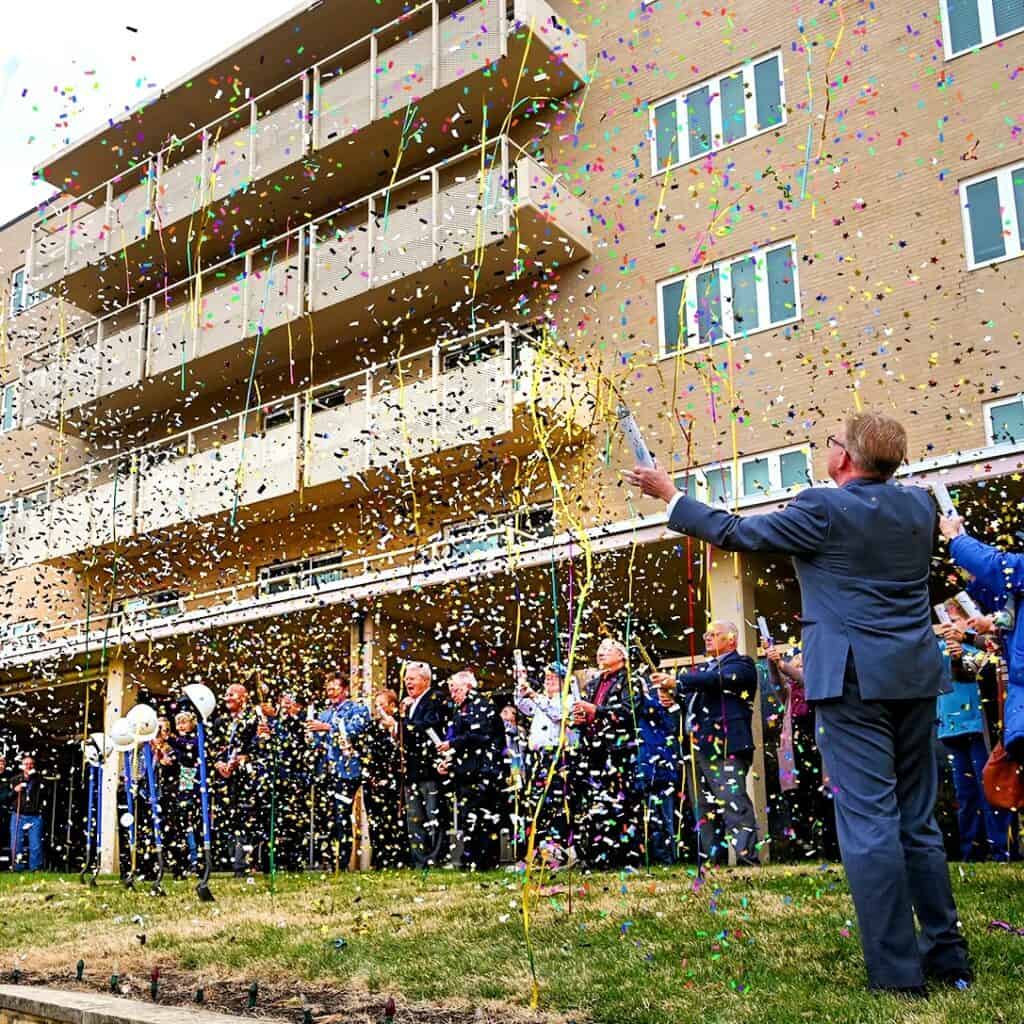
[667,478,944,701]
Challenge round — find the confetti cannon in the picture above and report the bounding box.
[184,683,217,902]
[80,732,113,886]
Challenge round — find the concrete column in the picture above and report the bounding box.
[99,657,135,874]
[705,550,770,863]
[348,614,388,870]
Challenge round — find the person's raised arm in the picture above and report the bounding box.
[625,464,830,556]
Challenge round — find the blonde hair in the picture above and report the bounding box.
[844,412,907,480]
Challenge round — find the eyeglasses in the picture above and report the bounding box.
[826,435,846,451]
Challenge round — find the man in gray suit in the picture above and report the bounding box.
[626,411,971,996]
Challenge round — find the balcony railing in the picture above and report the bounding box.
[27,0,586,297]
[2,322,590,569]
[0,503,561,667]
[19,135,590,427]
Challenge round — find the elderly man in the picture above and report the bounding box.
[627,411,970,996]
[571,638,642,869]
[307,672,371,870]
[399,662,452,868]
[7,754,45,872]
[654,623,759,866]
[437,670,505,871]
[210,684,260,876]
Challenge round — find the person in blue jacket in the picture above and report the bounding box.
[306,672,371,870]
[940,515,1024,763]
[934,601,1013,861]
[636,678,682,865]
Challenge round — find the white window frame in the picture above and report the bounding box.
[940,0,1024,59]
[959,159,1024,270]
[1,381,19,434]
[675,444,813,508]
[8,266,47,318]
[983,393,1024,446]
[656,239,801,358]
[648,50,787,176]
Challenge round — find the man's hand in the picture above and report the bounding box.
[939,513,965,540]
[945,639,964,659]
[261,702,277,719]
[437,760,449,776]
[650,671,675,690]
[571,700,596,724]
[13,782,26,793]
[214,761,231,779]
[765,645,784,664]
[436,741,451,753]
[623,464,679,503]
[257,722,271,739]
[305,720,330,734]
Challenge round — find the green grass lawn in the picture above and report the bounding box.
[1,864,1023,1024]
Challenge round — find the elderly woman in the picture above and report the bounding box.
[571,639,642,869]
[362,689,410,869]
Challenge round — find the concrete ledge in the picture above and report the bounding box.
[0,986,282,1024]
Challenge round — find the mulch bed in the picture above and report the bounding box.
[5,969,561,1024]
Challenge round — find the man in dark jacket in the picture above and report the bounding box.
[571,638,642,869]
[655,624,759,866]
[437,670,504,871]
[400,662,452,868]
[210,684,261,876]
[628,411,970,995]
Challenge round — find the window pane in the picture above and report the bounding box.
[721,73,747,144]
[989,399,1024,444]
[707,466,733,505]
[661,278,686,353]
[993,0,1024,36]
[1014,167,1024,248]
[686,86,712,158]
[780,450,810,489]
[965,177,1006,264]
[674,473,698,499]
[730,256,760,333]
[695,269,723,345]
[742,458,771,497]
[766,246,797,323]
[946,0,983,52]
[754,56,783,129]
[654,100,679,169]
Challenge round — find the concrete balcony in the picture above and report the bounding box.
[18,136,590,428]
[28,0,586,312]
[2,323,591,569]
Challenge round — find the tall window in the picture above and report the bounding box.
[657,240,800,356]
[985,395,1024,446]
[674,446,812,506]
[960,160,1024,269]
[8,266,48,317]
[940,0,1024,57]
[1,381,19,434]
[650,51,785,173]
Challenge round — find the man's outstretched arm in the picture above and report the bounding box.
[625,464,830,556]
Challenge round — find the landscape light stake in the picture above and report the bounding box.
[76,959,85,981]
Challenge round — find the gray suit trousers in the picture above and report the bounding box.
[815,656,969,989]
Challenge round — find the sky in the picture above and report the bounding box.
[0,0,294,226]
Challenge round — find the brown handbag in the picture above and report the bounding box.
[983,657,1024,810]
[983,743,1024,811]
